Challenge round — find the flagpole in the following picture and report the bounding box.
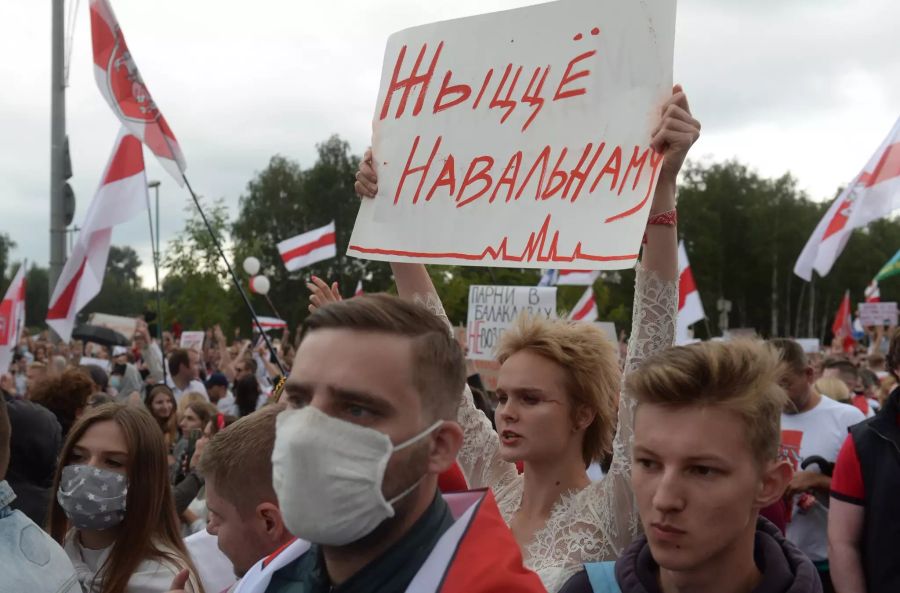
[179,174,286,378]
[49,0,67,339]
[146,180,166,384]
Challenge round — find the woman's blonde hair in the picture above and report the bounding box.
[625,339,787,464]
[815,377,850,403]
[496,315,620,465]
[177,391,208,415]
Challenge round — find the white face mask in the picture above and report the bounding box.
[272,406,442,546]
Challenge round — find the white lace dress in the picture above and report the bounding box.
[450,266,677,592]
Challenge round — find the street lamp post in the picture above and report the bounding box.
[147,180,164,380]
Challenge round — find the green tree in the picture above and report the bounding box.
[231,136,393,330]
[162,198,240,331]
[82,246,149,318]
[0,233,15,284]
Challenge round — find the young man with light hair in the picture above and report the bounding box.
[181,404,296,593]
[562,340,821,593]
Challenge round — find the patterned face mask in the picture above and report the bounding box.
[57,464,128,530]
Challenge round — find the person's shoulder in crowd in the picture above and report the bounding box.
[3,393,62,525]
[0,481,80,593]
[562,518,820,593]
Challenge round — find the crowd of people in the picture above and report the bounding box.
[1,85,898,593]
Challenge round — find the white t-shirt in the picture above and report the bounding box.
[167,378,209,403]
[185,529,236,593]
[780,396,865,562]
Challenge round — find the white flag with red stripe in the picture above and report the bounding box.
[676,241,705,344]
[354,280,364,297]
[255,316,287,331]
[47,131,149,341]
[568,287,598,322]
[0,264,27,372]
[90,0,186,185]
[795,116,900,280]
[864,280,880,303]
[556,270,600,286]
[277,221,337,272]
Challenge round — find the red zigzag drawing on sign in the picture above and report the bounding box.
[349,214,639,264]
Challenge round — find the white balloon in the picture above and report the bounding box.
[251,275,270,296]
[243,256,260,276]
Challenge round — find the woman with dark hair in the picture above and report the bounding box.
[233,375,264,418]
[48,403,204,592]
[144,385,178,450]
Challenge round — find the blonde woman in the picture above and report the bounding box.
[315,86,700,591]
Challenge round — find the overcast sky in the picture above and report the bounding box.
[1,0,897,288]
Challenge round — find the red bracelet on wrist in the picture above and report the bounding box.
[643,209,677,244]
[647,209,677,226]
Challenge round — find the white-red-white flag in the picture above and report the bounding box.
[795,116,900,280]
[832,290,854,352]
[354,280,364,297]
[568,287,598,322]
[676,241,705,344]
[864,280,881,303]
[0,264,27,372]
[255,316,287,331]
[556,270,600,286]
[47,131,149,341]
[90,0,186,185]
[277,222,337,272]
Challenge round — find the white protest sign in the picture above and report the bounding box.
[466,285,557,360]
[88,313,137,340]
[348,0,675,269]
[179,331,205,352]
[858,302,898,327]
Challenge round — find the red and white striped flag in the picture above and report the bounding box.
[90,0,186,184]
[676,241,705,344]
[0,264,27,372]
[795,116,900,280]
[556,270,600,286]
[277,222,337,272]
[568,287,598,322]
[256,316,287,330]
[47,131,149,341]
[864,280,880,303]
[354,280,364,297]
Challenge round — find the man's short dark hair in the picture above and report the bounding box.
[302,294,465,420]
[769,338,808,374]
[168,348,190,377]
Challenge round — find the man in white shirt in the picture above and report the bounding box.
[206,372,237,416]
[166,348,208,402]
[772,338,865,593]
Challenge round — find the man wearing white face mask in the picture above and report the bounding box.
[232,294,545,593]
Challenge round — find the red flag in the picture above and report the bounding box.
[676,241,705,344]
[47,130,148,341]
[90,0,186,184]
[0,264,26,372]
[831,290,854,352]
[277,222,337,272]
[568,287,598,322]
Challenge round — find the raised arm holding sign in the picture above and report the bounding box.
[349,0,681,271]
